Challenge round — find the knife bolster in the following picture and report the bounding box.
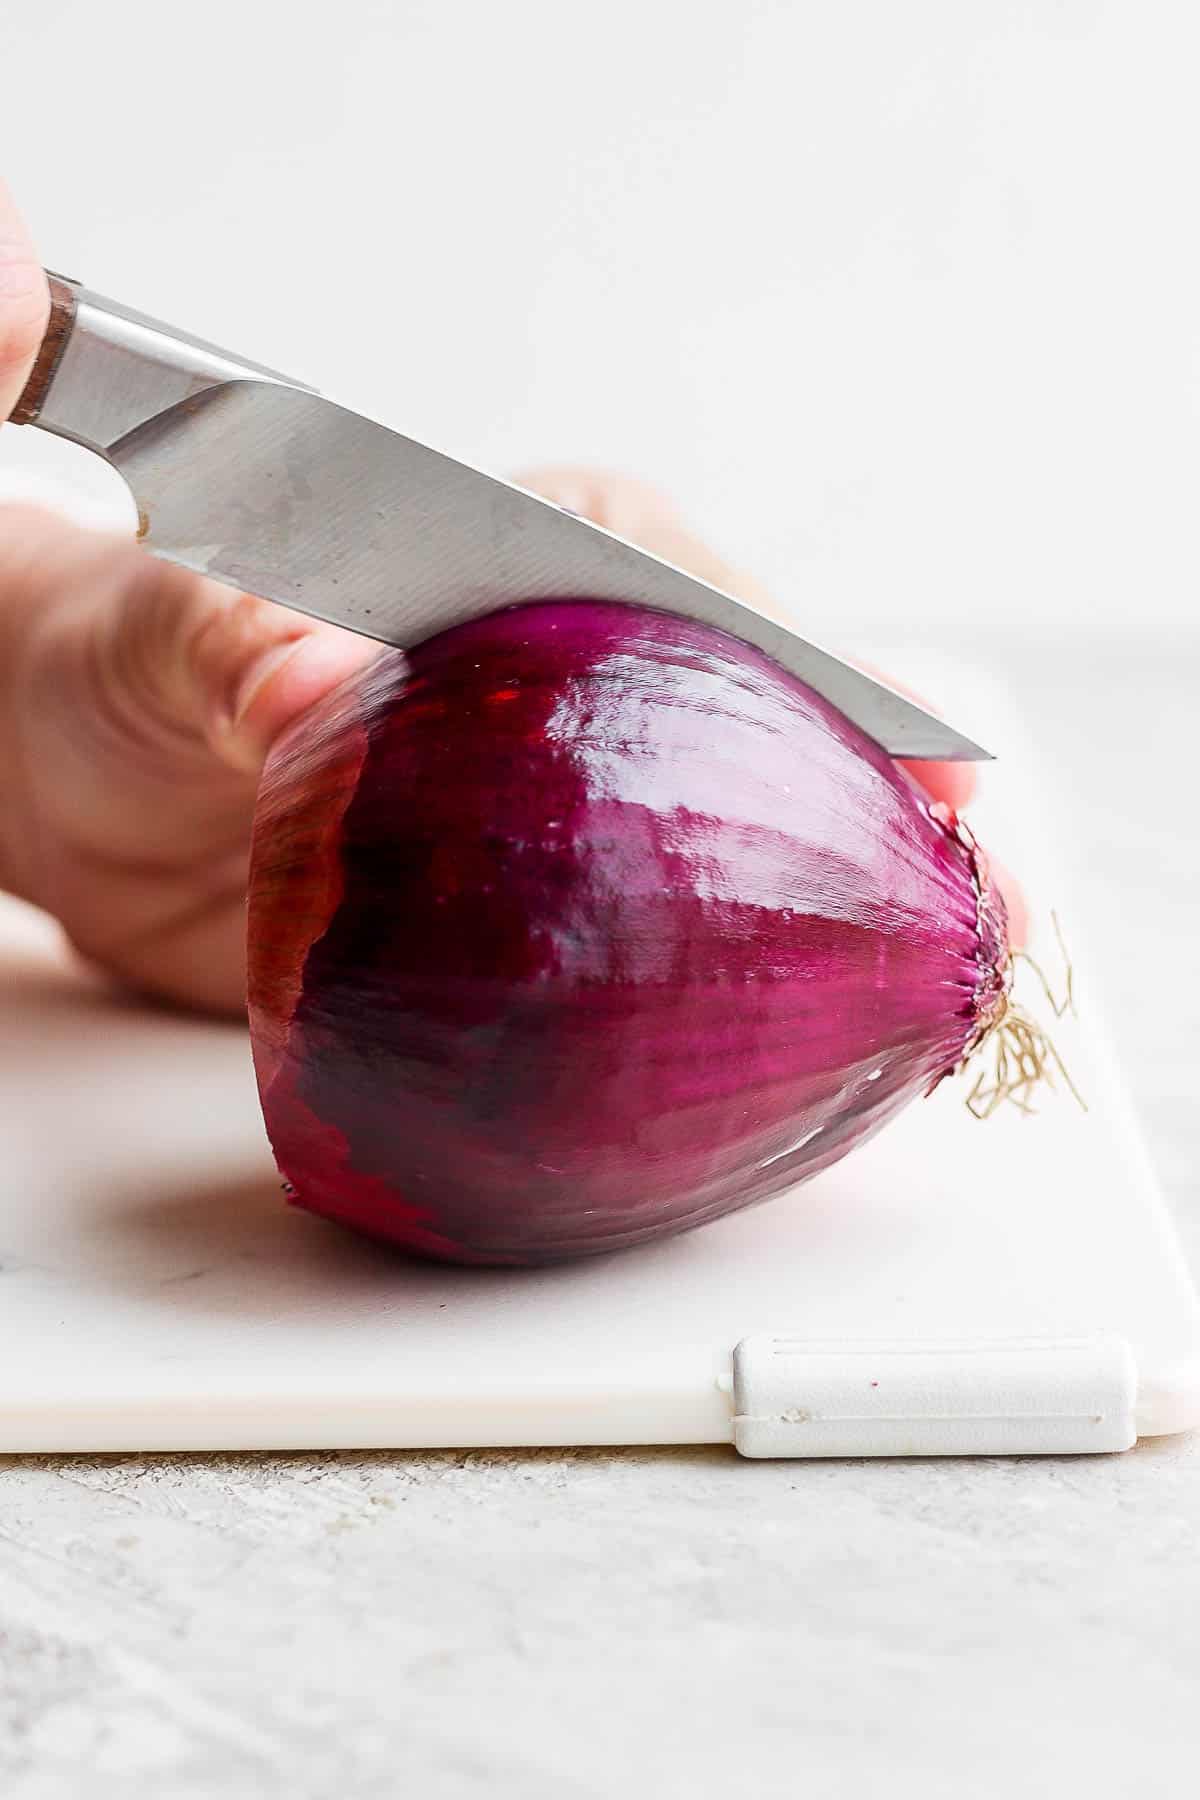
[11,272,78,427]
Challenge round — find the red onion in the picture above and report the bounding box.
[248,602,1009,1264]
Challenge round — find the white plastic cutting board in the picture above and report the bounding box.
[2,655,1197,1457]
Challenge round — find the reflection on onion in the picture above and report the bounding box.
[248,602,1007,1265]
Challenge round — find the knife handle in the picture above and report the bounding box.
[11,271,78,426]
[9,270,309,457]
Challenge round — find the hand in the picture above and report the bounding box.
[0,188,1012,1018]
[0,183,380,1011]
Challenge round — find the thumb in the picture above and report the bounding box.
[88,540,382,777]
[0,180,49,421]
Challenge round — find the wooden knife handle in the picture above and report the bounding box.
[10,272,78,426]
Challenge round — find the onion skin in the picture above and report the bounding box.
[248,602,1008,1265]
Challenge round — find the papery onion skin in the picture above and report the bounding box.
[248,601,1008,1265]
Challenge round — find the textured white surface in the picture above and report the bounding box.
[1,644,1198,1798]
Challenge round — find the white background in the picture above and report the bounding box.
[2,0,1196,647]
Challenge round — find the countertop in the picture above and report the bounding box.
[2,640,1197,1799]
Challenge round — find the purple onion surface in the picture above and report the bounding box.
[248,601,1008,1264]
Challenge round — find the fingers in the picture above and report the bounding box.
[899,757,977,810]
[209,607,381,772]
[97,549,381,776]
[0,502,379,781]
[0,505,383,1014]
[517,466,686,542]
[989,855,1028,950]
[0,180,49,421]
[517,464,775,605]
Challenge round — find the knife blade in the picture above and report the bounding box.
[15,275,990,762]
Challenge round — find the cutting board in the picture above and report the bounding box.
[2,652,1197,1457]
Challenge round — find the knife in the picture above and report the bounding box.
[13,273,989,762]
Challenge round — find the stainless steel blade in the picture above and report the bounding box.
[22,279,990,760]
[108,382,988,761]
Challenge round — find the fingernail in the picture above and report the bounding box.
[223,638,303,735]
[213,628,382,774]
